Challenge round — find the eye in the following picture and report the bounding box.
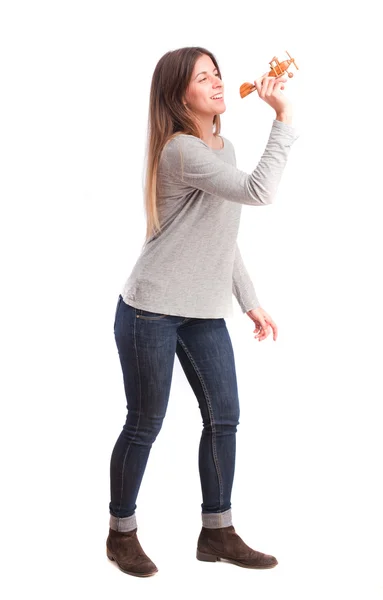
[199,72,220,82]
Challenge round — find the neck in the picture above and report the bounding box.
[196,114,218,146]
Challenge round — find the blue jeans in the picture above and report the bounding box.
[109,295,240,529]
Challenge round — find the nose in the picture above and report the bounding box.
[212,75,223,89]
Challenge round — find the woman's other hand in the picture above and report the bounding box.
[246,306,278,342]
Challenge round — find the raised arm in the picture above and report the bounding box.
[160,119,299,206]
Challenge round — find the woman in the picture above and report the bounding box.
[106,46,299,577]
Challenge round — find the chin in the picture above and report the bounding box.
[212,103,226,114]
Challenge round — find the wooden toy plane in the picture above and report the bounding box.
[240,51,298,98]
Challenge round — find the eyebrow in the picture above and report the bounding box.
[195,69,219,79]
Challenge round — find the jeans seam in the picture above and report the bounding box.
[116,307,141,519]
[176,334,224,508]
[136,315,167,320]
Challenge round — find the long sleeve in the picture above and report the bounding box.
[160,119,299,206]
[232,242,261,313]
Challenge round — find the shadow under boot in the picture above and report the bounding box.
[106,527,158,577]
[197,525,278,569]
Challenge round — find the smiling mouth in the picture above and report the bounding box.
[211,93,224,100]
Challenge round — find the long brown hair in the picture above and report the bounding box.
[141,47,222,247]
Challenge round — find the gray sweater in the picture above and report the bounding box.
[121,119,300,318]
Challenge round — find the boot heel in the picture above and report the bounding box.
[106,548,115,561]
[197,550,218,562]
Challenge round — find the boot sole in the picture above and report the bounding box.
[106,548,158,577]
[196,549,278,569]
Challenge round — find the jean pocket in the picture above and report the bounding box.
[114,295,123,329]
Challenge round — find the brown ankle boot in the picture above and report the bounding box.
[106,527,158,577]
[197,525,278,569]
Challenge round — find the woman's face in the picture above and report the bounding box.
[184,54,226,118]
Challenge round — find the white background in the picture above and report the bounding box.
[1,1,382,598]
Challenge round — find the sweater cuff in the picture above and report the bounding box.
[272,118,300,140]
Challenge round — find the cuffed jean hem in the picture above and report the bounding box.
[109,513,137,532]
[201,508,232,528]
